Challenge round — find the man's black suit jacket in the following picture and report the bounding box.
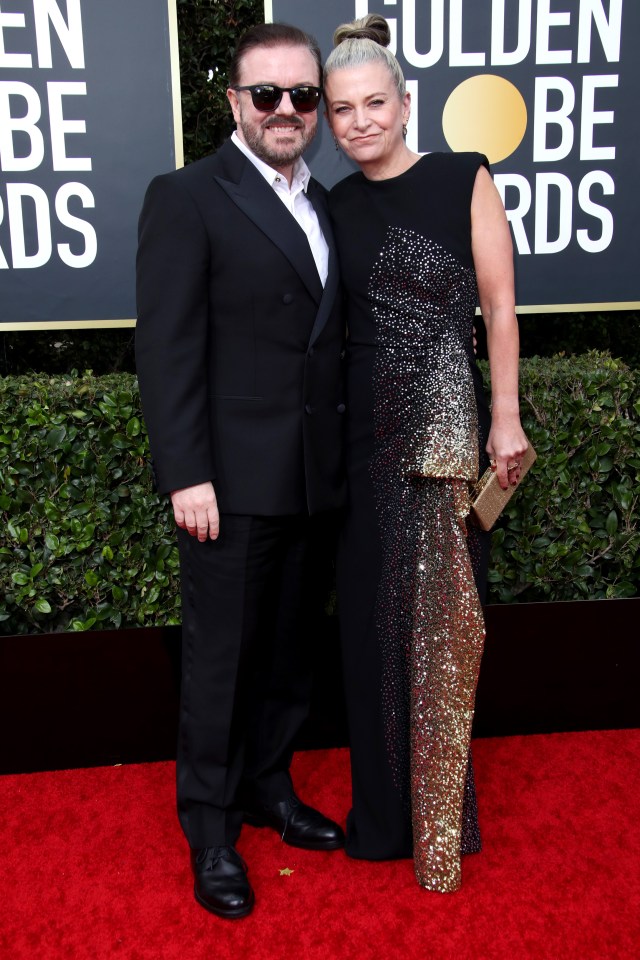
[135,139,346,516]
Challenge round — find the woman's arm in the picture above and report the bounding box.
[471,165,528,490]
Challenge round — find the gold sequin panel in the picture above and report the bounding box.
[368,227,486,891]
[410,479,485,892]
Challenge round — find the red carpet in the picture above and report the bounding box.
[1,730,639,959]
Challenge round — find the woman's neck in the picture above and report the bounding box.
[361,147,421,182]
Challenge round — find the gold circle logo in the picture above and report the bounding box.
[442,75,527,164]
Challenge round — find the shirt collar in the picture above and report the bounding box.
[231,131,311,193]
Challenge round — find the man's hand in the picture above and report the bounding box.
[170,482,219,541]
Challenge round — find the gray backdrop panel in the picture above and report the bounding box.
[272,0,640,310]
[1,0,178,325]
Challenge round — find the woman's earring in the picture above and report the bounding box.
[334,136,340,151]
[402,122,408,139]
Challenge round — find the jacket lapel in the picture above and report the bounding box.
[213,142,324,305]
[306,178,340,348]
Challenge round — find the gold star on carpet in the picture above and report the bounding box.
[279,867,294,876]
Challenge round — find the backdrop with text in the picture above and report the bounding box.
[269,0,640,312]
[0,0,181,330]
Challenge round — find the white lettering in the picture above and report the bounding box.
[47,81,91,170]
[580,74,617,161]
[403,0,444,69]
[0,81,45,172]
[0,4,31,68]
[55,182,97,267]
[535,172,573,254]
[0,195,9,268]
[533,77,575,162]
[34,0,84,69]
[361,0,623,69]
[7,182,52,268]
[450,0,485,66]
[577,0,622,64]
[536,0,572,65]
[491,0,532,66]
[577,170,614,252]
[494,173,532,255]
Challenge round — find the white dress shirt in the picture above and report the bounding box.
[231,131,329,287]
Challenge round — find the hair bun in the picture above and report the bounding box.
[333,13,391,49]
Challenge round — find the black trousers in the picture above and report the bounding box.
[175,513,319,849]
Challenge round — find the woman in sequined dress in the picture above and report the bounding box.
[324,14,528,892]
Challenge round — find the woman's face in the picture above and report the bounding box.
[324,60,410,170]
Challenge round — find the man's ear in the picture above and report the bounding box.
[227,87,241,123]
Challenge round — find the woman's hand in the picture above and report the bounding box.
[486,417,529,490]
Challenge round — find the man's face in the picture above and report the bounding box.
[227,44,320,173]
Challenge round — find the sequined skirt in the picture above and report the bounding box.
[338,343,490,891]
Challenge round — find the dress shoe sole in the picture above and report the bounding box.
[194,885,255,920]
[283,836,345,851]
[243,813,345,850]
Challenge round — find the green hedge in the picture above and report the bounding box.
[178,0,264,164]
[482,353,640,602]
[0,375,180,635]
[1,353,638,634]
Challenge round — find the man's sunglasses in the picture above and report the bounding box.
[232,84,322,113]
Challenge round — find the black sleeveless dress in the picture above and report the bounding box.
[329,152,492,892]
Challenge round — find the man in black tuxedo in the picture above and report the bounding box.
[135,23,345,919]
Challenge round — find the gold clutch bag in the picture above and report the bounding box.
[469,442,537,531]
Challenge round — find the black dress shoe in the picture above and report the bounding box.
[191,845,254,919]
[244,794,345,851]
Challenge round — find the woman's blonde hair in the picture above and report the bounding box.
[324,14,405,98]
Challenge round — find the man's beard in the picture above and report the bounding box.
[239,113,316,167]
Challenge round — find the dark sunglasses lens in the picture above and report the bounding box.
[290,87,321,112]
[250,86,281,111]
